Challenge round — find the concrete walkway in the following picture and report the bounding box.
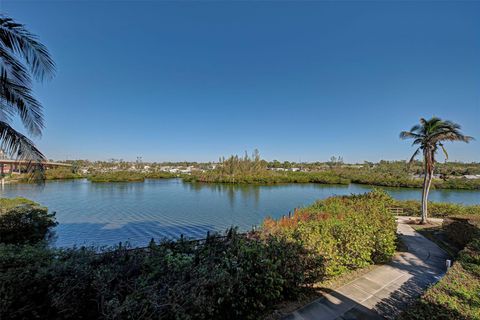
[284,217,449,320]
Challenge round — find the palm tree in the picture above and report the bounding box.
[0,15,55,167]
[400,117,473,223]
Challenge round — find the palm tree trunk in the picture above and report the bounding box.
[421,152,433,224]
[421,171,428,224]
[421,172,433,224]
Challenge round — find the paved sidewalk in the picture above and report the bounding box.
[284,217,449,320]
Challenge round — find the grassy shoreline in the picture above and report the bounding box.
[185,170,480,190]
[4,167,480,191]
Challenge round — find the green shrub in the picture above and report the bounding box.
[443,216,480,248]
[89,171,145,183]
[262,189,397,278]
[45,167,83,180]
[185,170,350,185]
[0,244,55,318]
[144,171,179,179]
[0,198,57,244]
[392,199,480,218]
[0,230,320,320]
[0,197,37,210]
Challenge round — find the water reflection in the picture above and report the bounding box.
[183,181,261,210]
[0,179,478,247]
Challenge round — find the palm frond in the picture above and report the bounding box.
[400,131,419,140]
[401,117,474,172]
[0,16,55,81]
[0,120,44,162]
[409,124,422,134]
[438,143,448,161]
[408,147,421,164]
[411,138,423,146]
[0,69,44,136]
[0,46,30,84]
[430,127,474,144]
[443,120,461,130]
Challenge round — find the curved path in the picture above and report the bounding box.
[284,217,449,320]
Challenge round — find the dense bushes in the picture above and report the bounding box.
[89,171,146,182]
[436,177,480,190]
[443,216,480,248]
[341,170,424,188]
[0,198,57,244]
[185,170,349,185]
[0,197,37,209]
[144,171,180,179]
[45,167,83,180]
[391,199,480,218]
[339,169,480,190]
[88,171,182,182]
[0,231,318,320]
[186,164,480,190]
[262,189,397,277]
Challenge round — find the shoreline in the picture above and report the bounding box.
[3,175,480,191]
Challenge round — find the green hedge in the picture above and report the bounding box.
[0,231,317,320]
[262,189,397,277]
[443,216,480,248]
[0,198,57,244]
[185,170,350,185]
[45,167,83,180]
[391,199,480,218]
[0,197,37,210]
[89,171,145,183]
[88,171,182,182]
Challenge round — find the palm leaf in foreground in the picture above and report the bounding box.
[0,15,55,174]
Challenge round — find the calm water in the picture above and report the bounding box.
[1,179,479,247]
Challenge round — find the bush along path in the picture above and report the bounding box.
[284,217,449,320]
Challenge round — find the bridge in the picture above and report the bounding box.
[0,159,71,174]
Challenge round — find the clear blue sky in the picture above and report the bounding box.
[2,1,479,163]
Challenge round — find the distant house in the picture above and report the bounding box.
[464,175,480,180]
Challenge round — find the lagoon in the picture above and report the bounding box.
[1,178,479,247]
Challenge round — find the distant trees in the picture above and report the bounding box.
[217,149,266,175]
[328,156,344,168]
[400,117,473,223]
[0,16,55,162]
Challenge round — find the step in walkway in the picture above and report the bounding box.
[284,217,449,320]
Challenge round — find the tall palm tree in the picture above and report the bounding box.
[400,117,473,223]
[0,15,55,167]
